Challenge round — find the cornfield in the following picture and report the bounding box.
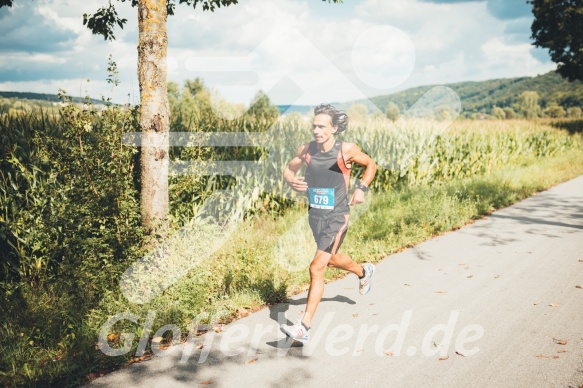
[169,115,581,223]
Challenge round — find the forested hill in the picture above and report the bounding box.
[3,71,582,116]
[0,91,106,106]
[356,71,583,115]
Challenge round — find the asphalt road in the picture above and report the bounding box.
[90,175,583,387]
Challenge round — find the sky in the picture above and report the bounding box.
[0,0,556,106]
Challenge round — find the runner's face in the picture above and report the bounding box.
[312,114,337,144]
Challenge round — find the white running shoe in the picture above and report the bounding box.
[281,321,310,343]
[359,263,375,295]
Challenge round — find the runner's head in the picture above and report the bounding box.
[313,104,348,134]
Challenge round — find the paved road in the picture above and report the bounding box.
[91,176,583,387]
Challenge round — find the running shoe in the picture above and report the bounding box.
[359,263,375,295]
[281,321,310,343]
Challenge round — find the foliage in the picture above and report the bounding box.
[433,105,453,121]
[567,106,582,118]
[0,98,143,285]
[166,98,582,224]
[385,102,400,122]
[0,91,106,106]
[503,107,516,119]
[544,103,566,118]
[347,104,368,123]
[0,0,345,233]
[246,90,280,122]
[360,71,583,118]
[184,77,206,96]
[492,106,506,119]
[529,0,583,82]
[518,90,541,118]
[79,0,241,41]
[0,94,145,385]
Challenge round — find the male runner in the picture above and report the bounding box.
[281,104,377,343]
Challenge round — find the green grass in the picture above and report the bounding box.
[344,148,583,263]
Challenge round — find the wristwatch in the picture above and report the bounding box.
[356,182,369,192]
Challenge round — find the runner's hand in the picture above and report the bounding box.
[286,176,308,192]
[349,189,365,206]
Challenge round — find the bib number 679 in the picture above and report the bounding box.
[314,195,329,205]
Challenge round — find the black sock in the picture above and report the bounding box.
[359,267,366,279]
[301,322,310,330]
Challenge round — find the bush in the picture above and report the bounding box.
[544,104,566,118]
[491,106,506,119]
[503,107,515,119]
[0,95,146,385]
[385,102,400,122]
[567,107,582,118]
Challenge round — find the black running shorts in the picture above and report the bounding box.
[308,214,349,254]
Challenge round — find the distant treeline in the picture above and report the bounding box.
[3,70,582,120]
[0,91,106,106]
[355,70,583,120]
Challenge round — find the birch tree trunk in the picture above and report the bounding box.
[138,0,169,233]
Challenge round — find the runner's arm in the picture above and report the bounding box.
[344,143,377,205]
[284,143,310,192]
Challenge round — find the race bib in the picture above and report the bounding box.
[308,188,335,209]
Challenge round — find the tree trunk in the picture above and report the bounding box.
[138,0,169,233]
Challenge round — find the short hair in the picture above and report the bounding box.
[314,104,348,133]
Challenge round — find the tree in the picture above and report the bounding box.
[434,105,452,121]
[567,106,582,118]
[518,91,540,118]
[0,0,342,233]
[185,77,206,96]
[168,79,212,130]
[544,103,566,118]
[529,0,583,82]
[247,90,280,122]
[491,106,506,120]
[182,77,213,120]
[385,102,400,122]
[503,107,516,119]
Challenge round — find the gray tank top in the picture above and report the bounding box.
[304,140,351,219]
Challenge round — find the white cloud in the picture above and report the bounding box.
[480,37,555,74]
[0,0,555,105]
[351,25,416,90]
[352,0,554,90]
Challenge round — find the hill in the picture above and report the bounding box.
[0,91,107,106]
[353,71,583,116]
[3,71,582,118]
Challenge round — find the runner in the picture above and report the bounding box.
[281,103,377,343]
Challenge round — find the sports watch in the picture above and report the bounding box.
[356,182,369,192]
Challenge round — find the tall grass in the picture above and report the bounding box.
[169,116,580,223]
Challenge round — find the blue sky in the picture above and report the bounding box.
[0,0,555,105]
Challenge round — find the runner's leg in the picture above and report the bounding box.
[326,214,364,277]
[328,252,364,277]
[301,249,331,328]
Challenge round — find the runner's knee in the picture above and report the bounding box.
[309,260,327,277]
